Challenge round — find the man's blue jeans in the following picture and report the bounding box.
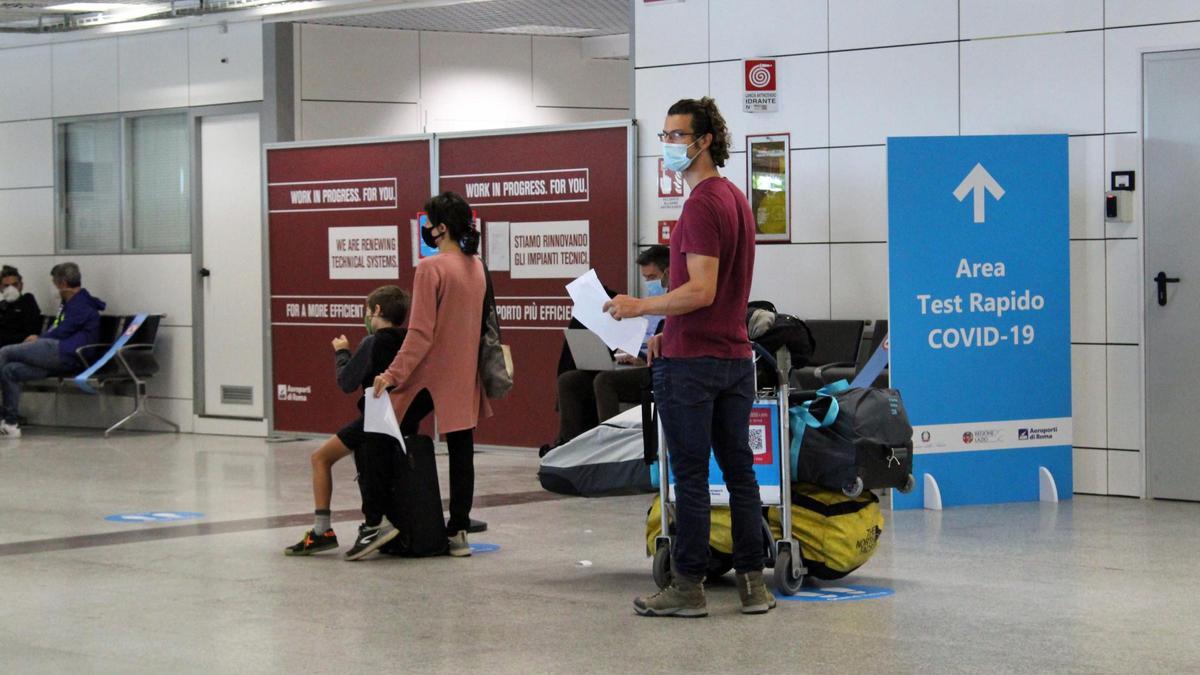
[0,339,77,424]
[653,355,764,580]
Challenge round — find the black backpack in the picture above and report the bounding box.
[748,301,816,387]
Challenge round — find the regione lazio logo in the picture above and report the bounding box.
[743,59,778,113]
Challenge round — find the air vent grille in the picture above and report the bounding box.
[221,385,254,405]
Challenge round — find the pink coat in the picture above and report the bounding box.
[381,251,492,433]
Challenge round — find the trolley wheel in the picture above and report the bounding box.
[899,473,916,494]
[652,544,672,590]
[773,547,805,596]
[842,476,865,498]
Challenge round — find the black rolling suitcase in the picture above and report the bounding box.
[789,381,915,497]
[381,434,448,557]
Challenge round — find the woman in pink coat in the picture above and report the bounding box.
[366,191,491,558]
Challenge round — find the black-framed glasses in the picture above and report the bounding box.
[657,130,697,142]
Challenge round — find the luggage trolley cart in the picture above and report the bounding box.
[650,344,806,595]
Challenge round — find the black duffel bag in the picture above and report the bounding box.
[788,380,914,497]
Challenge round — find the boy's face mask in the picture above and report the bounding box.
[364,308,376,335]
[1,285,18,303]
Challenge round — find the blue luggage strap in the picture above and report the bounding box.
[788,379,850,481]
[73,313,148,395]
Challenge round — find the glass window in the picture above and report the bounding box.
[62,119,121,251]
[130,114,190,251]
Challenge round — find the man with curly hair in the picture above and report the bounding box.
[605,97,772,617]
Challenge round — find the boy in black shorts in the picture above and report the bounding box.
[285,285,411,555]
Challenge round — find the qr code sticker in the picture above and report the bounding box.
[749,426,767,455]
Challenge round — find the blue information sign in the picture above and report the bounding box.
[887,135,1072,509]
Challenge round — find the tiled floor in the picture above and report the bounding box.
[1,428,1197,673]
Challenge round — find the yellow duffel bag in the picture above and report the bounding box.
[768,482,884,580]
[645,494,733,555]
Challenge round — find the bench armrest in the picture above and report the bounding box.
[75,343,114,368]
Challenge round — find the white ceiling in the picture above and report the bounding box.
[302,0,629,37]
[0,0,630,36]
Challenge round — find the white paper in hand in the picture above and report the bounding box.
[364,390,407,453]
[565,269,648,356]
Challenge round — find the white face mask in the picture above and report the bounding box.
[0,286,18,303]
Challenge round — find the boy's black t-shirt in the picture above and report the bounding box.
[333,326,407,413]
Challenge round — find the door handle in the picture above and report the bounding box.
[1155,271,1180,306]
[199,267,211,278]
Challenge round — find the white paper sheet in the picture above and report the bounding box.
[364,390,407,453]
[565,269,648,356]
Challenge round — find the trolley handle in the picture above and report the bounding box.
[752,342,779,371]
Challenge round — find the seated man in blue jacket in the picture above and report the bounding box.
[0,262,106,438]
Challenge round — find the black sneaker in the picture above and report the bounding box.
[344,520,399,561]
[284,529,338,556]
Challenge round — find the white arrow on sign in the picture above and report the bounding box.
[953,163,1005,223]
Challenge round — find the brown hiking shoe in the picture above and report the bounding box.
[633,575,707,618]
[736,570,777,614]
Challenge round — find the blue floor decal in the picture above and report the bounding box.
[105,511,204,524]
[777,584,894,602]
[469,543,500,554]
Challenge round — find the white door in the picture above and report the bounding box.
[198,113,265,418]
[1144,50,1200,501]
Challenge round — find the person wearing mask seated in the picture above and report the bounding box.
[0,263,105,438]
[0,266,42,348]
[540,246,669,456]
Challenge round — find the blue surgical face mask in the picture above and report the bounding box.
[662,140,697,173]
[645,279,665,297]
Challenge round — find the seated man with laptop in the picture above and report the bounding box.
[540,246,668,456]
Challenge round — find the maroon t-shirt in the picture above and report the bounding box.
[662,176,756,359]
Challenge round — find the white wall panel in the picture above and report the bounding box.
[299,101,419,141]
[1072,447,1108,493]
[829,146,887,242]
[634,0,707,67]
[961,0,1102,39]
[533,36,629,109]
[119,30,189,111]
[1104,133,1142,238]
[635,63,706,156]
[1106,345,1142,449]
[300,24,419,103]
[0,119,52,188]
[1069,135,1105,239]
[189,21,264,106]
[1072,344,1107,448]
[709,55,827,151]
[52,39,119,117]
[829,43,957,146]
[420,32,532,135]
[146,325,194,400]
[1105,239,1141,344]
[0,45,51,121]
[789,149,829,243]
[961,32,1103,135]
[750,244,830,319]
[530,106,628,127]
[830,243,888,320]
[84,254,193,323]
[1104,22,1200,133]
[1106,0,1200,27]
[829,0,958,51]
[1070,240,1106,343]
[708,0,826,61]
[0,188,54,255]
[1107,450,1143,496]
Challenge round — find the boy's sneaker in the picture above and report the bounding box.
[284,529,338,556]
[0,421,20,438]
[736,570,777,614]
[344,520,399,561]
[447,530,472,557]
[633,576,708,618]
